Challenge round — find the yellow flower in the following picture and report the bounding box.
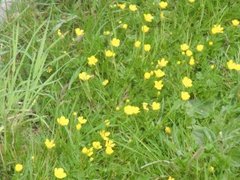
[105,119,110,126]
[144,13,154,22]
[124,105,140,115]
[105,140,116,155]
[75,28,84,37]
[76,123,82,130]
[57,116,69,126]
[165,127,171,134]
[102,79,109,86]
[72,112,77,116]
[121,23,128,29]
[57,29,64,38]
[103,31,111,35]
[159,1,168,9]
[232,19,239,26]
[45,139,55,149]
[105,147,114,155]
[177,61,181,65]
[144,72,151,80]
[168,176,175,180]
[105,50,116,57]
[134,41,141,48]
[92,141,102,150]
[79,72,92,81]
[186,50,193,57]
[154,80,164,90]
[182,77,192,88]
[111,38,120,47]
[99,130,110,140]
[188,0,195,3]
[189,57,195,66]
[82,147,93,157]
[181,91,190,101]
[208,41,213,46]
[211,24,224,34]
[154,69,165,78]
[117,3,126,10]
[129,4,138,11]
[208,166,215,173]
[144,44,151,52]
[180,43,189,51]
[141,25,150,33]
[160,12,165,19]
[158,58,168,67]
[227,60,240,70]
[78,116,87,124]
[15,164,23,172]
[88,55,98,66]
[54,168,67,179]
[152,102,160,110]
[210,64,215,69]
[196,44,204,52]
[142,102,149,111]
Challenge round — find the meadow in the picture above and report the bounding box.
[0,0,240,179]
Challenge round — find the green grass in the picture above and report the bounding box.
[0,0,240,179]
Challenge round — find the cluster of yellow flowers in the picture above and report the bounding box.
[227,60,240,71]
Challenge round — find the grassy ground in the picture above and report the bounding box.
[0,0,240,179]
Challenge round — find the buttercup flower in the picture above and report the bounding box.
[141,25,150,33]
[144,13,154,22]
[142,102,149,111]
[180,43,189,51]
[105,140,116,155]
[144,44,151,52]
[57,29,64,38]
[154,80,164,90]
[102,79,109,86]
[211,24,224,34]
[129,4,138,11]
[124,105,140,115]
[15,164,23,172]
[159,1,168,9]
[54,168,67,179]
[75,28,84,37]
[111,38,120,47]
[76,123,82,130]
[165,127,171,134]
[182,77,193,88]
[103,31,111,35]
[181,91,190,101]
[154,69,165,78]
[79,72,92,81]
[100,130,110,140]
[134,41,141,48]
[105,50,116,57]
[186,50,193,57]
[121,23,128,29]
[232,19,239,26]
[78,116,87,124]
[158,58,168,67]
[92,141,102,150]
[117,3,126,10]
[168,176,175,180]
[45,139,55,149]
[227,60,240,70]
[189,57,195,66]
[196,44,204,52]
[188,0,195,3]
[152,102,160,110]
[82,147,94,157]
[144,72,151,80]
[88,55,98,66]
[57,116,69,126]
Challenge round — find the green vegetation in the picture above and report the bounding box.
[0,0,240,179]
